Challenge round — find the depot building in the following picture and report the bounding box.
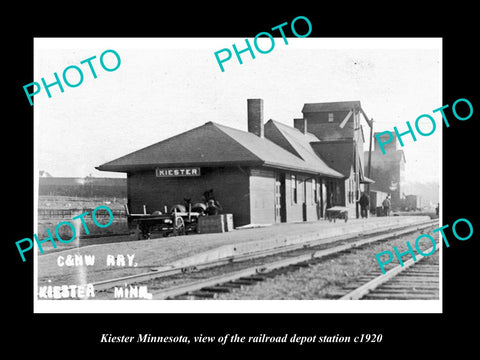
[97,99,373,227]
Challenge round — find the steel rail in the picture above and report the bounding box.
[150,221,440,300]
[339,244,439,300]
[92,218,439,293]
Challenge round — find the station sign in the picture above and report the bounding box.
[155,167,201,177]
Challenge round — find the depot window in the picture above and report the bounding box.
[348,178,352,204]
[328,113,334,122]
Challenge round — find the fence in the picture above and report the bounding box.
[38,208,127,220]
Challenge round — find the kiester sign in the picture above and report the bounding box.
[155,167,201,177]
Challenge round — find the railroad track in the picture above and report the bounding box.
[338,244,439,300]
[92,218,440,300]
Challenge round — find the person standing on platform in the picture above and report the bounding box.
[382,194,391,216]
[359,192,370,218]
[205,199,223,216]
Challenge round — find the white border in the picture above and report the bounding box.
[33,37,443,314]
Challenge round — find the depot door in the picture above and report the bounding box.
[275,173,286,223]
[302,178,307,221]
[320,180,327,218]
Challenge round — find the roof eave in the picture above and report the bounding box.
[97,162,344,179]
[262,163,344,179]
[96,160,266,173]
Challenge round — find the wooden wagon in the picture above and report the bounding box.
[325,206,349,222]
[127,208,201,240]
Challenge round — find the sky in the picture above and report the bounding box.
[34,38,442,184]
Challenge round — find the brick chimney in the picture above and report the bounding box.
[294,118,307,134]
[247,99,264,138]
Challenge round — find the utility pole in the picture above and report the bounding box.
[367,118,374,195]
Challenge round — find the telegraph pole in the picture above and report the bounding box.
[367,118,374,195]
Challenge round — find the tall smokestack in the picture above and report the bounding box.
[247,99,264,138]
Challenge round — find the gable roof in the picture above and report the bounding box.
[264,120,343,178]
[263,120,300,158]
[97,121,344,178]
[97,122,258,172]
[302,101,361,113]
[310,140,354,177]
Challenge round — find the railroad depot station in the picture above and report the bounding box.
[97,99,406,229]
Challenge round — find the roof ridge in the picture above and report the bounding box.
[303,100,361,104]
[302,101,362,113]
[270,120,320,156]
[264,120,304,160]
[265,120,344,178]
[213,121,338,175]
[268,118,320,140]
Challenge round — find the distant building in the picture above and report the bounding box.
[366,132,406,210]
[404,194,422,211]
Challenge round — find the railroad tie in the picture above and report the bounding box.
[222,282,244,288]
[240,276,265,282]
[287,263,311,269]
[201,286,232,293]
[187,290,217,299]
